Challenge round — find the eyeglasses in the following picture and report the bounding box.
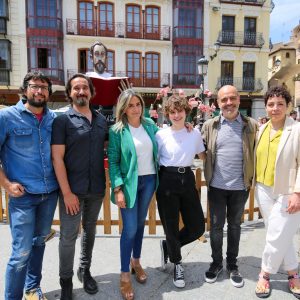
[28,84,49,92]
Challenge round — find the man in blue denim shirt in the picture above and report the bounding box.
[0,71,58,300]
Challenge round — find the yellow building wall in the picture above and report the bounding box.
[206,0,271,97]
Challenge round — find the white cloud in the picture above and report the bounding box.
[270,0,300,43]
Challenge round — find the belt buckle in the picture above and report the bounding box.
[178,167,185,174]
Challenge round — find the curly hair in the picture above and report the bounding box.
[163,95,191,118]
[264,86,292,106]
[20,71,52,97]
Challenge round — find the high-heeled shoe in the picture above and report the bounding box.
[120,277,134,300]
[130,259,147,284]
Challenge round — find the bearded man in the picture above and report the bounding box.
[0,71,58,300]
[51,73,107,299]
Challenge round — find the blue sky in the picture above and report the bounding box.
[270,0,300,43]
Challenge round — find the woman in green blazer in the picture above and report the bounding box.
[108,89,158,300]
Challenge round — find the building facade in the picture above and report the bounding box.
[0,0,272,118]
[204,0,273,119]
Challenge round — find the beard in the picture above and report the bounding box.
[27,96,47,108]
[94,60,106,74]
[73,97,88,107]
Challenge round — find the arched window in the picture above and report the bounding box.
[126,51,142,86]
[126,4,141,38]
[78,1,94,35]
[145,6,160,39]
[98,2,114,36]
[145,52,160,87]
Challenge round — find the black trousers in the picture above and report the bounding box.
[156,168,205,264]
[208,186,249,267]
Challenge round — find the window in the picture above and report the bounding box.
[145,52,160,87]
[126,51,141,86]
[27,0,62,29]
[145,6,159,39]
[221,61,234,86]
[37,48,48,68]
[99,2,114,36]
[286,52,290,58]
[222,16,235,44]
[78,49,93,73]
[0,39,11,85]
[244,17,256,45]
[0,0,8,18]
[126,5,141,38]
[243,62,255,90]
[107,50,115,75]
[79,1,94,34]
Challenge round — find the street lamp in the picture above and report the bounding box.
[210,41,221,61]
[196,56,209,127]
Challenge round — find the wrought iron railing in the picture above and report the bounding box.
[67,70,170,88]
[66,19,171,41]
[216,77,264,92]
[218,30,264,47]
[29,68,64,84]
[219,0,265,5]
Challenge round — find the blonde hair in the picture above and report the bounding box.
[114,89,146,131]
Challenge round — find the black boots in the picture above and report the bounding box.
[77,267,98,294]
[60,277,73,300]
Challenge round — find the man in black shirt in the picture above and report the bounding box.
[51,73,107,299]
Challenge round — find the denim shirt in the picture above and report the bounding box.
[0,100,58,194]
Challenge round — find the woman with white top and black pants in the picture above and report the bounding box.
[156,95,205,288]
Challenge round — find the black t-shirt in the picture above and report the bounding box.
[51,107,108,195]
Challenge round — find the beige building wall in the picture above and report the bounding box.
[204,0,272,119]
[63,0,173,94]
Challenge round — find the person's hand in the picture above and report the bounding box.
[184,122,194,132]
[6,182,25,197]
[115,190,126,209]
[63,192,80,215]
[286,193,300,214]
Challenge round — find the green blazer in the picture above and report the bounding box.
[108,118,159,208]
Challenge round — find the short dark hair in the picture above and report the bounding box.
[89,41,108,59]
[264,86,292,106]
[65,73,95,103]
[20,71,52,97]
[163,95,191,118]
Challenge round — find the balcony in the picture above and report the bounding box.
[66,19,171,41]
[0,17,6,34]
[29,68,64,85]
[0,69,9,85]
[218,31,264,47]
[219,0,266,5]
[216,77,264,92]
[67,70,170,88]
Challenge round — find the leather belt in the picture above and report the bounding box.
[160,166,191,174]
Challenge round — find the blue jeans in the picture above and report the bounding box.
[5,190,58,300]
[120,174,156,272]
[208,186,248,267]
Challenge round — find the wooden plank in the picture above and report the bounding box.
[103,169,112,234]
[248,188,255,221]
[148,195,157,234]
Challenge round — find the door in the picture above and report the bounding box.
[222,16,235,44]
[243,62,255,90]
[244,17,256,45]
[221,61,234,86]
